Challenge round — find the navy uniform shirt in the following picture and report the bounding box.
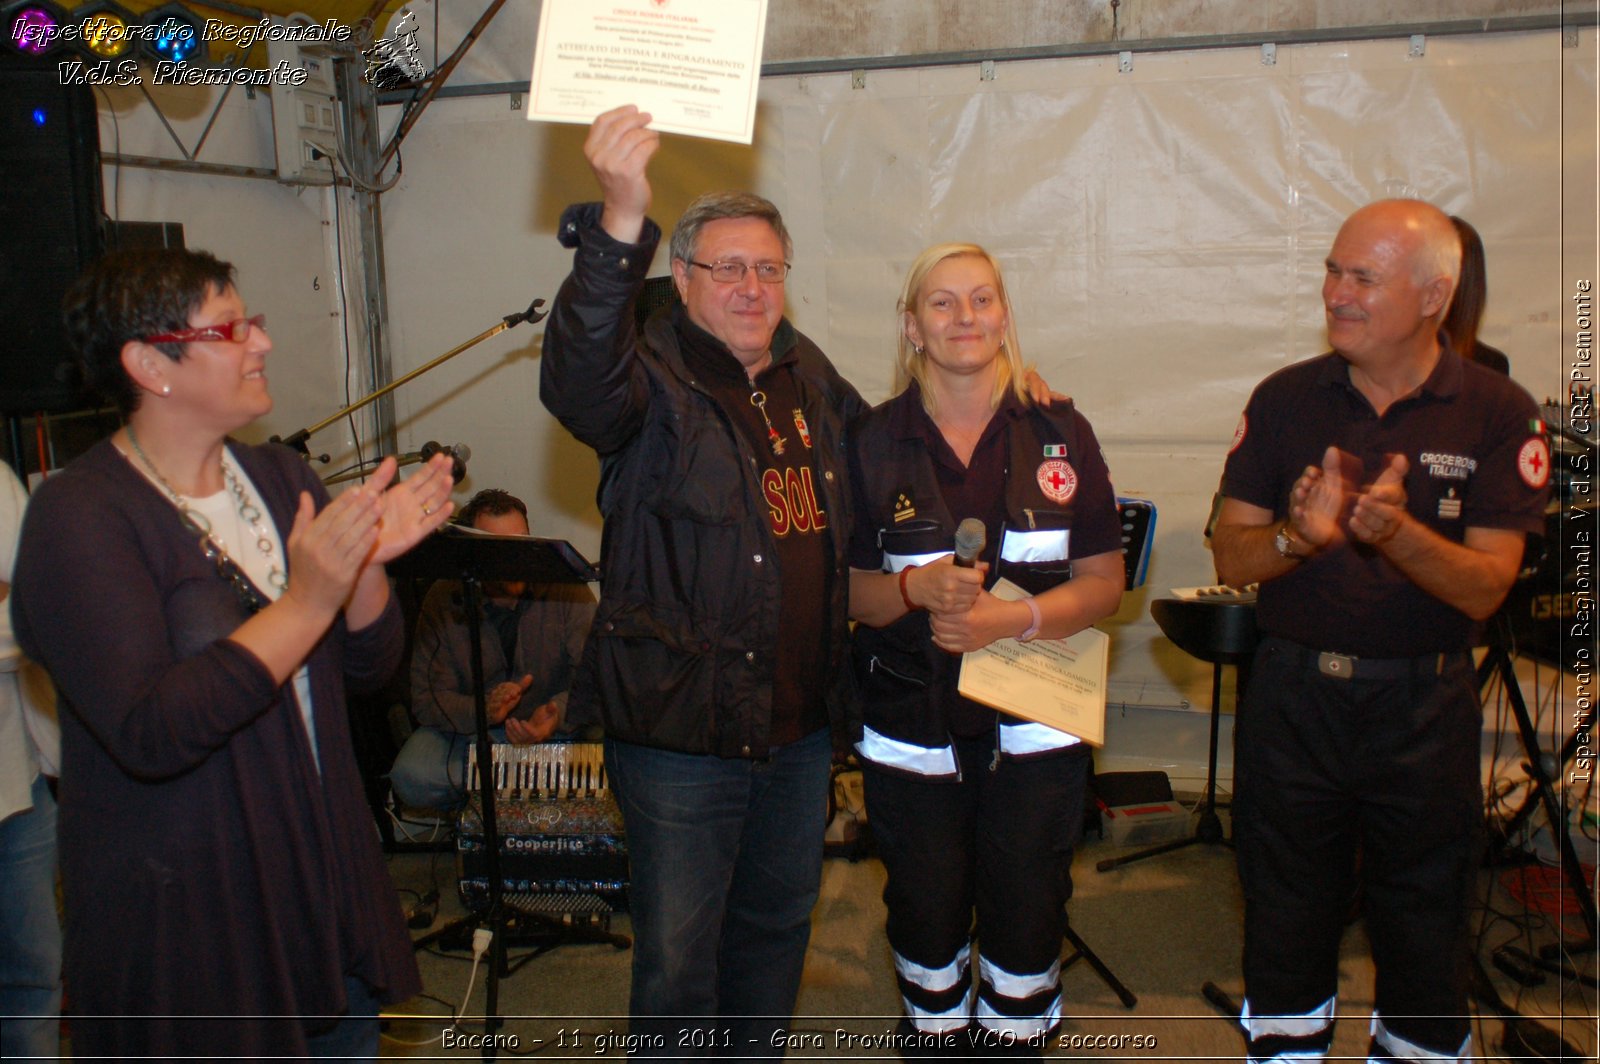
[1223,348,1550,657]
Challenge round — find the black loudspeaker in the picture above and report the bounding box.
[107,220,185,251]
[0,66,104,414]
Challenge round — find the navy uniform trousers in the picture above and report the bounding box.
[864,737,1091,1055]
[1235,638,1481,1062]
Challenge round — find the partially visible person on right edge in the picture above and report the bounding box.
[848,243,1125,1055]
[1213,199,1549,1063]
[1445,215,1511,376]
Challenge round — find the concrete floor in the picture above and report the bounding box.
[375,800,1599,1060]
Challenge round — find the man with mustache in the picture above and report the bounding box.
[1212,199,1550,1062]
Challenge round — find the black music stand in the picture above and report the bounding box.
[1050,498,1152,1007]
[1098,597,1258,873]
[391,527,609,1050]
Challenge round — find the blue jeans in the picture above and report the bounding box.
[389,726,508,810]
[0,773,61,1061]
[606,728,831,1059]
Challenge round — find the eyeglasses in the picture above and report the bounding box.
[688,260,790,284]
[144,314,266,345]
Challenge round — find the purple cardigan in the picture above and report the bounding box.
[12,438,421,1058]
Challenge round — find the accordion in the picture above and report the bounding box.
[456,742,629,916]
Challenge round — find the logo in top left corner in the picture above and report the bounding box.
[362,8,430,90]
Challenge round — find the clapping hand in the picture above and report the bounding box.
[283,482,383,616]
[505,700,560,746]
[1289,446,1355,552]
[486,674,534,725]
[363,453,455,566]
[1349,454,1409,546]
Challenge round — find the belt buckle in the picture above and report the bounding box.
[1317,651,1354,680]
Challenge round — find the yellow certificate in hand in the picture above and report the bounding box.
[957,578,1109,747]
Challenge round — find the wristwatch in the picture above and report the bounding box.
[1274,521,1310,559]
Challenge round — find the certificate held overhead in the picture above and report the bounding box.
[526,0,770,145]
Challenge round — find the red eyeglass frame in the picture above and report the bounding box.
[143,314,266,345]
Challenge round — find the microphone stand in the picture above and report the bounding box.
[322,449,436,485]
[272,298,548,459]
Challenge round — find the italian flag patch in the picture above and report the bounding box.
[1043,444,1068,458]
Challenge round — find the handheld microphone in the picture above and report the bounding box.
[953,518,986,568]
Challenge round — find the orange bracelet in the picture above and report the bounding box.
[898,564,920,612]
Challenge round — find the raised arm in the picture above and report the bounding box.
[589,105,658,244]
[539,107,666,455]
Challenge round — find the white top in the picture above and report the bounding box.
[0,463,60,823]
[186,452,320,771]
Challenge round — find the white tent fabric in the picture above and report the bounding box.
[378,29,1591,750]
[92,24,1594,774]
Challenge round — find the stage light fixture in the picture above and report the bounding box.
[75,0,136,60]
[3,0,70,57]
[140,2,204,65]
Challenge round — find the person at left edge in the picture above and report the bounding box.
[0,460,62,1061]
[11,248,453,1060]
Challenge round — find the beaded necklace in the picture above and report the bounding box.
[124,425,288,607]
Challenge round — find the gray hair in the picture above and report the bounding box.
[668,191,793,265]
[1413,207,1462,294]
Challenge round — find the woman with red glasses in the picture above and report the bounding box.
[10,248,454,1059]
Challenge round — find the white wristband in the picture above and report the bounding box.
[1018,595,1042,642]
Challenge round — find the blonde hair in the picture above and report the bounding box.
[894,243,1028,418]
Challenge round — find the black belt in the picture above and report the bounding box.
[1262,636,1468,681]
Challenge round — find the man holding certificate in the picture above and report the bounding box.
[538,106,864,1054]
[847,243,1125,1051]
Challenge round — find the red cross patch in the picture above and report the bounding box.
[1517,437,1550,489]
[1037,459,1078,503]
[1228,413,1247,454]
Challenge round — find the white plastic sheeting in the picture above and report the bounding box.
[378,28,1595,774]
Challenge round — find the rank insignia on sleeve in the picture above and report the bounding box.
[893,493,917,522]
[1438,488,1462,520]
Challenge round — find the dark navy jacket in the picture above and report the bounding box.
[539,203,864,758]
